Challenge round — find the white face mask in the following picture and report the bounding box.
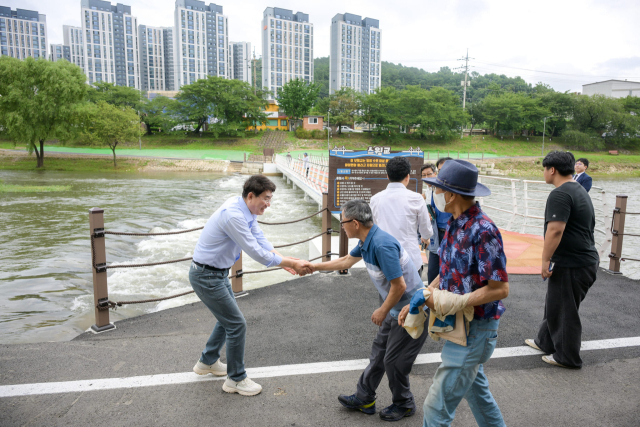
[433,191,451,212]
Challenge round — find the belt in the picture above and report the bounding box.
[193,261,228,272]
[438,228,446,233]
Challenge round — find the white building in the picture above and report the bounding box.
[80,0,140,88]
[0,7,48,60]
[63,25,85,71]
[262,7,313,98]
[582,80,640,98]
[330,13,380,94]
[49,43,67,61]
[163,27,175,90]
[230,41,251,83]
[173,0,229,89]
[138,25,169,91]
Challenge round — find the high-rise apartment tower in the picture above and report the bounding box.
[138,25,170,91]
[63,25,85,71]
[173,0,229,88]
[329,13,380,94]
[230,41,251,83]
[0,7,48,60]
[262,7,313,98]
[80,0,140,88]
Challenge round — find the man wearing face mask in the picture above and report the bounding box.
[426,158,453,285]
[399,159,509,427]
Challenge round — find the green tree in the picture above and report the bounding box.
[139,96,179,135]
[87,81,141,109]
[361,86,400,134]
[316,88,361,134]
[277,79,321,128]
[313,57,330,98]
[80,101,141,167]
[174,76,267,134]
[0,56,87,168]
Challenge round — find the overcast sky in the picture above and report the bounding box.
[7,0,640,92]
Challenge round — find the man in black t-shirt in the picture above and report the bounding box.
[525,151,599,369]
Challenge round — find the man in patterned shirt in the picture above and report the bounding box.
[399,160,510,427]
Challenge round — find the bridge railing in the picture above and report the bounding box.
[87,193,336,333]
[478,176,612,258]
[275,154,328,195]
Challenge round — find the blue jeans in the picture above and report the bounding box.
[189,262,247,381]
[423,318,505,427]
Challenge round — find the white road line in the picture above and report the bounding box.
[1,336,639,398]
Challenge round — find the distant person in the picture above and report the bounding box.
[370,156,433,277]
[286,151,292,166]
[421,164,439,267]
[573,158,592,192]
[420,164,437,199]
[303,152,310,177]
[526,151,599,369]
[190,175,312,397]
[426,157,453,285]
[310,200,427,422]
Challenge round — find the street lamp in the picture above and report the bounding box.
[542,116,552,156]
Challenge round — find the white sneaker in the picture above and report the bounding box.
[222,377,262,396]
[193,359,227,376]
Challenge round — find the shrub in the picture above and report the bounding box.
[295,127,312,139]
[311,129,327,139]
[562,130,605,151]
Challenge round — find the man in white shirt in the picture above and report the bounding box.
[370,156,433,277]
[303,153,310,177]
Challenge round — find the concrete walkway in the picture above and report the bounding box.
[1,269,639,426]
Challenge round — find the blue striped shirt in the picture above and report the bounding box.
[192,196,282,269]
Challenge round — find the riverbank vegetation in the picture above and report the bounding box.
[0,179,71,193]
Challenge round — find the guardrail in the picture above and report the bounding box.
[606,195,640,274]
[477,176,612,258]
[88,193,336,333]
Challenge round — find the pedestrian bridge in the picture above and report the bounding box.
[272,153,613,274]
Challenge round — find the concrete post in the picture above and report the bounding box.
[322,193,331,262]
[606,195,628,274]
[232,252,244,294]
[89,208,115,333]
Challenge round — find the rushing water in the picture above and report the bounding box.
[1,170,639,345]
[0,170,328,344]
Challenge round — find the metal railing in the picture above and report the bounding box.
[87,193,335,333]
[606,195,640,274]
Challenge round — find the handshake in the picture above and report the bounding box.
[281,257,315,276]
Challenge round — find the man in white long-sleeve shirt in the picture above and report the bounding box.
[189,175,311,397]
[370,156,433,277]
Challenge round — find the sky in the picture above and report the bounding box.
[7,0,640,92]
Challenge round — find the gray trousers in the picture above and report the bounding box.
[356,312,428,409]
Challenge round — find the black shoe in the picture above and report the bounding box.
[337,394,376,415]
[379,404,415,422]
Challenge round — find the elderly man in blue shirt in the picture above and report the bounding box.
[310,199,427,422]
[190,175,312,397]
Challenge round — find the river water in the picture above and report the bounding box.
[1,171,638,345]
[0,171,329,344]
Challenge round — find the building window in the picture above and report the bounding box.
[308,117,318,125]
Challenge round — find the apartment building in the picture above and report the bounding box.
[262,7,313,98]
[49,43,69,62]
[80,0,140,88]
[63,25,85,71]
[163,27,175,90]
[173,0,229,89]
[230,41,251,83]
[0,7,48,60]
[138,25,170,91]
[329,13,380,94]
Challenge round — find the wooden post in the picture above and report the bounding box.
[339,213,349,274]
[322,193,331,262]
[89,208,115,333]
[606,195,628,274]
[231,252,245,294]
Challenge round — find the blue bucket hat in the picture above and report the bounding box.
[422,160,491,197]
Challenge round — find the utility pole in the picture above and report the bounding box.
[455,49,473,138]
[252,49,257,96]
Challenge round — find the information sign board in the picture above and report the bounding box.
[327,145,424,214]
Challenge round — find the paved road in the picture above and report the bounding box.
[1,269,639,426]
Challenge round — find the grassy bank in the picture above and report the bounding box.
[0,179,72,193]
[494,156,640,178]
[0,153,147,172]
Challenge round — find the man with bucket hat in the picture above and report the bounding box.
[398,160,510,427]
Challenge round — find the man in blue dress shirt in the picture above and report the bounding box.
[189,175,311,397]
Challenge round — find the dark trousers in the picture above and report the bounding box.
[535,263,597,368]
[427,229,446,285]
[356,312,428,409]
